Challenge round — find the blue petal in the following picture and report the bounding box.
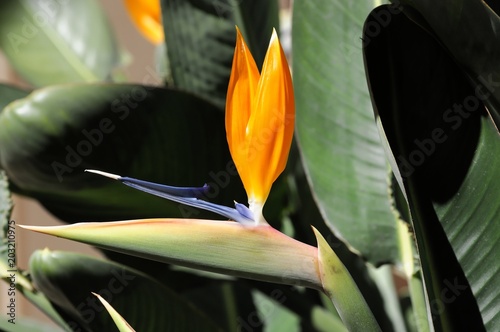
[235,202,254,220]
[120,177,254,224]
[85,169,254,224]
[84,170,254,224]
[120,176,210,198]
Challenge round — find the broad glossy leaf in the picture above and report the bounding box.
[433,118,500,330]
[398,0,500,131]
[160,0,279,108]
[364,6,498,330]
[292,0,397,264]
[30,249,222,332]
[0,84,244,221]
[0,0,118,86]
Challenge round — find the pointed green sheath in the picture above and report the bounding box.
[93,293,136,332]
[21,219,322,289]
[313,227,381,331]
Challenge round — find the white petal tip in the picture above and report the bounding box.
[271,29,278,41]
[18,224,45,232]
[85,169,121,180]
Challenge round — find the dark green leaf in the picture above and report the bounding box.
[0,0,119,86]
[397,0,500,131]
[0,84,245,222]
[431,116,500,330]
[160,0,279,108]
[30,249,222,332]
[364,6,496,330]
[292,0,398,264]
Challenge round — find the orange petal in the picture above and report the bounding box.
[124,0,164,44]
[226,27,260,194]
[246,29,295,203]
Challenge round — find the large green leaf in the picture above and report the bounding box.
[434,116,500,331]
[398,0,500,131]
[364,6,498,330]
[160,0,279,108]
[292,0,398,264]
[0,84,245,221]
[0,0,118,86]
[30,249,222,331]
